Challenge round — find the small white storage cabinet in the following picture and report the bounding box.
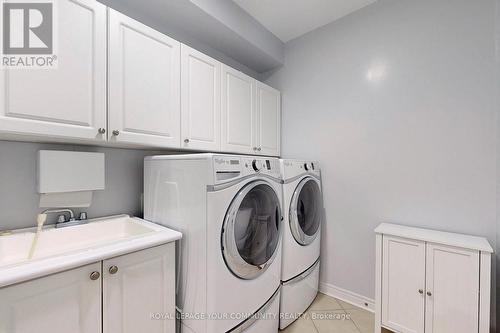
[374,223,493,333]
[0,243,175,333]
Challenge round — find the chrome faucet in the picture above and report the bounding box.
[40,208,88,228]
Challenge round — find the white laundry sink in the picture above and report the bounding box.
[0,215,181,287]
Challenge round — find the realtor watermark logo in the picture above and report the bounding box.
[1,0,57,68]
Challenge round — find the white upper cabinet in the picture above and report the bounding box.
[0,0,107,141]
[108,9,181,148]
[256,82,281,156]
[0,1,280,153]
[181,45,221,151]
[221,65,256,155]
[0,263,102,333]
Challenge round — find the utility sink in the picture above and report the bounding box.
[0,215,182,287]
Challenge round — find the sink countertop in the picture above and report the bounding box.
[0,215,181,288]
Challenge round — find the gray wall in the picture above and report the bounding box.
[266,0,499,325]
[0,141,170,230]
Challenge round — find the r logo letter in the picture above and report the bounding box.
[3,3,53,54]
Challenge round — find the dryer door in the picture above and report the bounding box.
[222,180,282,280]
[289,177,322,246]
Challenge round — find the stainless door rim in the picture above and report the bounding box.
[227,286,281,333]
[283,172,321,184]
[222,180,282,280]
[289,176,322,246]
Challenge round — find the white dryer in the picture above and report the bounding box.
[279,159,323,329]
[144,154,283,333]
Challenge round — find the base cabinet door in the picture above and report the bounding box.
[381,236,425,333]
[255,82,280,156]
[0,263,102,333]
[181,45,221,151]
[0,0,107,141]
[221,65,256,154]
[425,244,479,333]
[103,243,176,333]
[108,9,181,148]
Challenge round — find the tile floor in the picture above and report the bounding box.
[281,293,374,333]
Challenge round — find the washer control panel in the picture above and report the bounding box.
[213,155,280,183]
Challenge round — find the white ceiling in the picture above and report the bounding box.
[232,0,377,42]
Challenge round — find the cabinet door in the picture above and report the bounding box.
[0,0,107,141]
[425,244,479,333]
[0,263,102,333]
[103,243,176,333]
[382,236,425,333]
[108,9,181,148]
[181,45,221,151]
[255,82,281,156]
[221,65,256,154]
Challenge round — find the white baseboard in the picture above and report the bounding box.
[319,282,375,313]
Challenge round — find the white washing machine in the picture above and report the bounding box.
[279,159,323,330]
[144,154,283,333]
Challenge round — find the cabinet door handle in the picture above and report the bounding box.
[253,147,257,151]
[109,266,118,274]
[184,138,190,144]
[89,271,100,280]
[418,289,423,294]
[426,291,432,296]
[98,128,106,134]
[112,130,120,136]
[257,147,262,151]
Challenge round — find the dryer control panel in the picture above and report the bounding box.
[212,155,280,184]
[281,159,321,180]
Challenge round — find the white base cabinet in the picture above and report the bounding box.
[103,243,175,333]
[0,262,102,333]
[0,244,175,333]
[375,223,493,333]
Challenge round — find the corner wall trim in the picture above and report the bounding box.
[319,282,375,313]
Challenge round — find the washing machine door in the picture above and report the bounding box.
[289,177,322,246]
[222,180,282,280]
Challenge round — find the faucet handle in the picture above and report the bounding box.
[79,212,88,220]
[57,215,67,223]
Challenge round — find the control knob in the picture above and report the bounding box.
[252,160,260,172]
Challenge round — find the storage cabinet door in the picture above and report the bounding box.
[425,244,479,333]
[181,45,221,151]
[382,236,425,333]
[0,0,107,141]
[221,65,256,154]
[108,9,181,148]
[255,82,281,156]
[103,243,176,333]
[0,263,102,333]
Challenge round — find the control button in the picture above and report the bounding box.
[304,163,309,171]
[311,163,315,170]
[252,160,260,172]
